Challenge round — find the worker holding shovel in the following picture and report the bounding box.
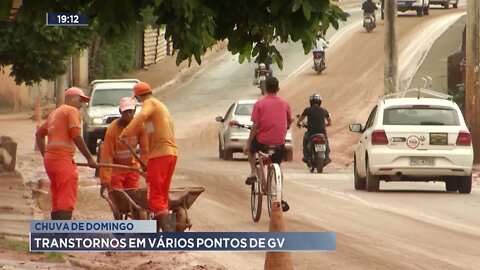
[35,87,97,220]
[99,97,149,196]
[119,82,178,232]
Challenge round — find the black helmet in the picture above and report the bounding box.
[309,94,322,106]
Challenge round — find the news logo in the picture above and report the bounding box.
[29,221,336,252]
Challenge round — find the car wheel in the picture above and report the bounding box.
[224,148,233,161]
[218,137,224,159]
[453,1,458,8]
[423,5,429,15]
[85,135,97,154]
[366,161,380,192]
[284,149,293,162]
[95,141,103,177]
[445,177,459,192]
[443,2,449,9]
[458,175,472,194]
[416,7,423,17]
[354,156,366,190]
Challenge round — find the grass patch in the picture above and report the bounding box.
[45,252,65,262]
[0,237,29,253]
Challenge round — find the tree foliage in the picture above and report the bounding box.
[0,0,348,85]
[0,20,92,85]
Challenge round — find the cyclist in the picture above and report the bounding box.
[296,94,332,165]
[243,76,293,211]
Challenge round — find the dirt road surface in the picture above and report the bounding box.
[2,2,480,269]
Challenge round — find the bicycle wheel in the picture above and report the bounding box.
[267,163,283,217]
[251,167,263,222]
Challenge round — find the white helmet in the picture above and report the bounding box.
[259,63,266,69]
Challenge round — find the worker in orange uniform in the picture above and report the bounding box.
[119,82,178,232]
[35,87,97,220]
[99,97,148,196]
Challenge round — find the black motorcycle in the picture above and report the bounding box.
[300,124,328,173]
[363,13,376,33]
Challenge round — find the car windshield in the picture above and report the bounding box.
[90,88,140,107]
[235,104,253,116]
[383,107,460,126]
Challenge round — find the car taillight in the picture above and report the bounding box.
[314,136,324,143]
[371,130,388,145]
[456,131,471,146]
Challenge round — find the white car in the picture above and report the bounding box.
[349,89,473,193]
[215,100,293,161]
[82,79,140,154]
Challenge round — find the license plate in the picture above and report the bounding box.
[409,157,435,166]
[430,133,447,145]
[259,75,266,80]
[314,59,321,64]
[314,144,326,152]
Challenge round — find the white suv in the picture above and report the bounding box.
[82,79,140,154]
[349,88,473,193]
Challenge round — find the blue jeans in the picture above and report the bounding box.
[302,131,330,160]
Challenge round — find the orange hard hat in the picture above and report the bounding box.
[133,82,152,96]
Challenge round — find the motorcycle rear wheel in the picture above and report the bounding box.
[316,152,324,173]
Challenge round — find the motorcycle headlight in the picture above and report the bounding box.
[92,118,103,125]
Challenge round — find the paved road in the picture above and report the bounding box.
[150,3,479,270]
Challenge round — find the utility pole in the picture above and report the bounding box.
[384,0,398,94]
[465,0,480,162]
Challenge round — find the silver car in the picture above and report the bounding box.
[82,79,140,154]
[215,100,293,161]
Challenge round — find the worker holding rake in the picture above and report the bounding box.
[100,97,149,196]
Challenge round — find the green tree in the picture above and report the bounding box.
[0,0,348,85]
[0,20,92,85]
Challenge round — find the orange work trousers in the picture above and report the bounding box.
[111,171,140,189]
[44,159,78,211]
[147,155,177,216]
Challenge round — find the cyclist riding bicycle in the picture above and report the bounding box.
[243,76,293,211]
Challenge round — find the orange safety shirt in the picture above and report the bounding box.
[100,119,149,185]
[121,98,178,159]
[36,104,82,160]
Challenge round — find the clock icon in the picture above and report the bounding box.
[46,12,88,26]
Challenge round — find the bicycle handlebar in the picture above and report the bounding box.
[229,120,251,130]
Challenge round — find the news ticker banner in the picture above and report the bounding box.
[30,220,156,233]
[29,221,336,252]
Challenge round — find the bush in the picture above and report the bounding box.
[89,27,141,80]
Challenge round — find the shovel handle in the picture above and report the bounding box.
[76,162,146,178]
[122,142,147,170]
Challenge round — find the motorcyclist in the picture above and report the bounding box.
[312,35,329,69]
[253,63,268,86]
[253,55,273,84]
[296,94,332,165]
[362,0,378,26]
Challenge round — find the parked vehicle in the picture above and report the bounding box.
[215,100,293,161]
[349,86,473,193]
[82,79,140,154]
[429,0,458,9]
[397,0,430,17]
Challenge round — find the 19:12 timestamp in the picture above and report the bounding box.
[46,12,89,26]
